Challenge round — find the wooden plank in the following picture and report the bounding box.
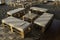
[7,8,25,15]
[30,7,48,12]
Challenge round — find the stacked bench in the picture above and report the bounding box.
[34,13,54,32]
[2,16,31,38]
[7,8,25,18]
[2,8,32,38]
[1,6,54,39]
[22,11,38,23]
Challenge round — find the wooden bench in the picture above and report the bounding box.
[30,7,48,14]
[2,16,31,38]
[23,11,38,23]
[7,8,25,18]
[34,13,54,32]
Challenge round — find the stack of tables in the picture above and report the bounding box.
[7,8,25,18]
[14,0,33,8]
[1,5,54,39]
[23,12,38,23]
[34,13,54,32]
[2,16,31,38]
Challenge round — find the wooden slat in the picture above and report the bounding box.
[23,13,37,20]
[30,7,48,12]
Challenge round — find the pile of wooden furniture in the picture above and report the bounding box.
[7,0,38,8]
[7,8,25,17]
[2,6,54,39]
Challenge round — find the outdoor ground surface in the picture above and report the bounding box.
[0,2,60,40]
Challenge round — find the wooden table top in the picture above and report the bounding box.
[7,8,25,15]
[2,16,30,31]
[34,13,54,27]
[23,13,37,20]
[30,7,48,12]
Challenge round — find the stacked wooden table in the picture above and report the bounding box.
[7,8,25,18]
[2,16,31,38]
[23,11,38,23]
[34,13,54,32]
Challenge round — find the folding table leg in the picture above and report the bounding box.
[20,31,24,38]
[10,26,13,33]
[23,16,24,21]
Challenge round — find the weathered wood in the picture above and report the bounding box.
[23,12,37,23]
[24,38,34,40]
[34,13,54,32]
[23,13,37,20]
[30,7,48,12]
[7,8,25,16]
[2,16,31,38]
